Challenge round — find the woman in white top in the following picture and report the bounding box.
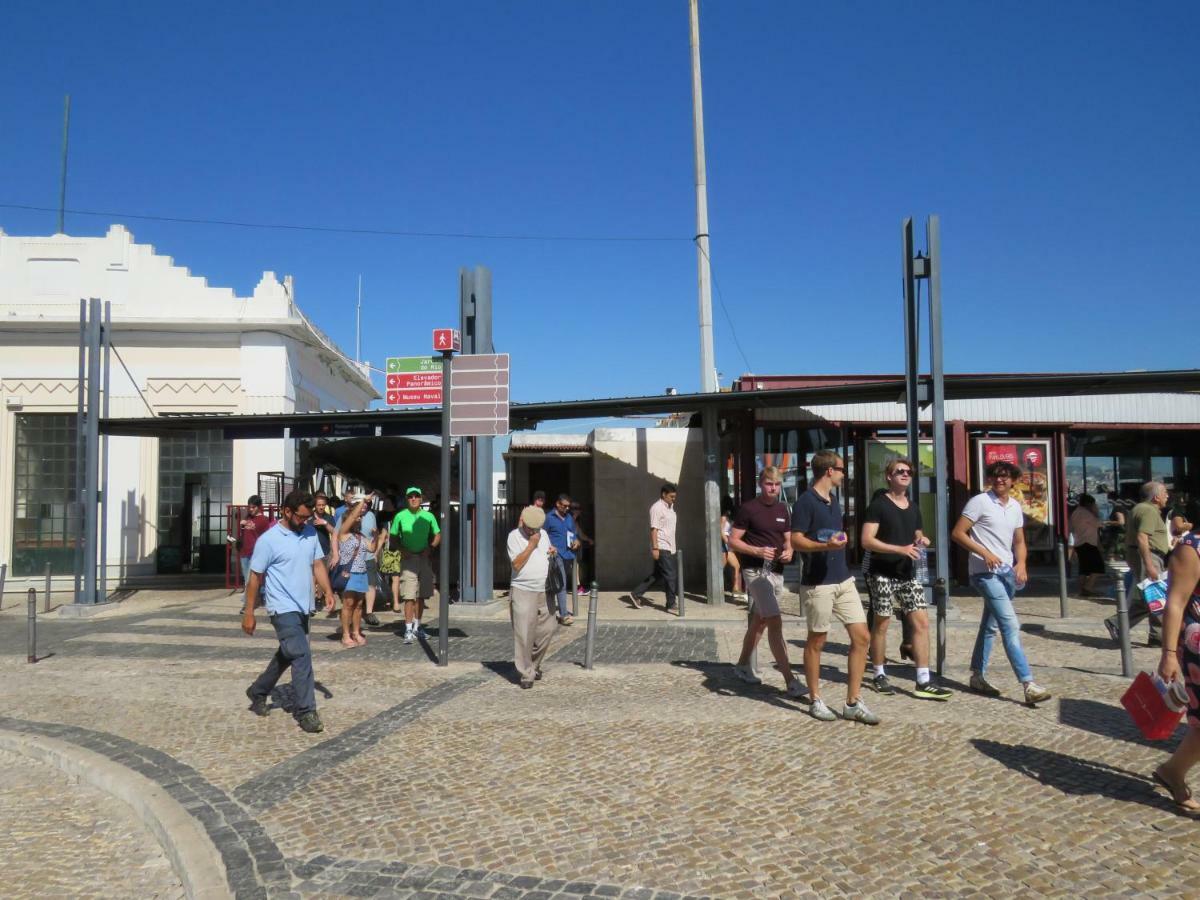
[1069,494,1106,597]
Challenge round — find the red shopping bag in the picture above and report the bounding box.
[1121,671,1185,741]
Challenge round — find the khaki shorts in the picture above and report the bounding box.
[802,578,866,633]
[399,554,433,600]
[743,568,784,618]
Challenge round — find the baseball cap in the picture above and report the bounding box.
[519,506,545,530]
[405,486,422,496]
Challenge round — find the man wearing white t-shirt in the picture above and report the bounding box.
[507,505,560,689]
[951,460,1052,706]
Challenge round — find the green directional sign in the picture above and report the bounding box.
[386,356,443,374]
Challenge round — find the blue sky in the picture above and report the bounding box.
[2,1,1196,416]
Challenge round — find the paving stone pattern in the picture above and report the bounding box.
[0,747,184,900]
[1,584,1197,898]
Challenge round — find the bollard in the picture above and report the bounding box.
[571,561,579,618]
[45,561,52,613]
[1056,539,1069,618]
[584,581,599,670]
[0,561,7,611]
[933,577,948,678]
[27,588,37,664]
[676,549,685,618]
[1113,568,1133,678]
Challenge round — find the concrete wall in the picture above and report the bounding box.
[591,428,704,590]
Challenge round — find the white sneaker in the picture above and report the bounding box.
[809,698,838,721]
[403,628,414,645]
[733,663,762,685]
[786,679,807,700]
[1023,682,1052,705]
[841,699,881,725]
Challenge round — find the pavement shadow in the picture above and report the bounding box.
[673,660,804,711]
[481,660,521,684]
[1058,697,1185,749]
[786,638,851,659]
[1022,622,1114,651]
[267,681,332,713]
[970,738,1184,815]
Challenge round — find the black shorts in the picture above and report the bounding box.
[1075,543,1105,575]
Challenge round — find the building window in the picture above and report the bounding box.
[156,429,232,573]
[11,413,78,575]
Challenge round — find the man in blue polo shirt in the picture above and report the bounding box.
[242,489,333,734]
[544,493,581,624]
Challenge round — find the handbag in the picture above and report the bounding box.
[545,554,565,596]
[331,535,364,593]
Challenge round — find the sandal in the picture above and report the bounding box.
[899,643,914,662]
[1152,769,1200,816]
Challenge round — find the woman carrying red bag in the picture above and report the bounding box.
[1153,530,1200,815]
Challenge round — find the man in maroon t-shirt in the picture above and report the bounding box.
[728,466,803,698]
[237,495,272,614]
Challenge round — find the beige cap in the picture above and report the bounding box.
[519,505,545,529]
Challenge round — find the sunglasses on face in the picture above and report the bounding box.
[892,469,913,477]
[831,466,846,473]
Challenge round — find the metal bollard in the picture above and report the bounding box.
[1113,569,1133,678]
[0,561,7,610]
[584,581,599,670]
[676,549,685,618]
[27,588,37,664]
[45,561,52,613]
[933,577,948,678]
[1056,539,1069,618]
[571,561,579,617]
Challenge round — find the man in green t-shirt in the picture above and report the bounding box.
[390,486,441,644]
[1105,481,1171,646]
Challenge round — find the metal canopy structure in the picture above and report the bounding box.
[99,369,1200,437]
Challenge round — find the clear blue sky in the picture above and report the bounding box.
[2,2,1196,410]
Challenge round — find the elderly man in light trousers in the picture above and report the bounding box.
[507,505,560,689]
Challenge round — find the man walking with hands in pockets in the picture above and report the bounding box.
[951,460,1052,705]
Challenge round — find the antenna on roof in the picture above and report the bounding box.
[58,94,71,234]
[355,274,362,363]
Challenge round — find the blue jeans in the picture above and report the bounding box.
[969,571,1032,683]
[552,556,573,618]
[248,612,316,717]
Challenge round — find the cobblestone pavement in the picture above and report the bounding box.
[0,747,184,899]
[0,579,1194,898]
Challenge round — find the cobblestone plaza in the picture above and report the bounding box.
[0,580,1193,899]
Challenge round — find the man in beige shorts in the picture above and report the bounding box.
[790,451,878,725]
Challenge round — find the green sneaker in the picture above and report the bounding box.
[914,679,952,701]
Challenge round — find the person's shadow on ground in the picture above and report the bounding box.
[267,681,332,712]
[970,738,1184,815]
[1058,697,1185,749]
[1021,622,1115,651]
[673,660,805,711]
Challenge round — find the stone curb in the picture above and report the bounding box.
[0,729,232,900]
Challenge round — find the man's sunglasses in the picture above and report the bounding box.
[892,468,913,476]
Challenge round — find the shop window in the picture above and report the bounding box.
[11,413,78,575]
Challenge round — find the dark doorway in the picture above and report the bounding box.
[527,461,571,503]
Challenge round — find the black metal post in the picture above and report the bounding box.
[926,216,951,678]
[437,350,454,667]
[584,581,599,670]
[0,562,7,610]
[99,301,111,602]
[1056,539,1069,618]
[83,297,102,605]
[27,588,37,663]
[676,549,685,618]
[1114,566,1133,677]
[44,562,51,613]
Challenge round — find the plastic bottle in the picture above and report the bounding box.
[915,546,929,586]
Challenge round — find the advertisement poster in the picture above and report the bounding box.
[976,439,1054,550]
[865,440,936,547]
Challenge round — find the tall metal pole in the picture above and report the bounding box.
[99,302,112,602]
[926,216,950,677]
[83,298,102,604]
[73,298,86,604]
[472,266,495,602]
[901,218,920,506]
[437,350,454,666]
[689,0,724,606]
[355,275,362,363]
[58,94,71,234]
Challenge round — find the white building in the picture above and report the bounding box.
[0,224,376,587]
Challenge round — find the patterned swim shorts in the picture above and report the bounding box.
[865,574,926,618]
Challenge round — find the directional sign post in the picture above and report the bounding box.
[385,357,443,406]
[433,328,461,353]
[449,353,510,437]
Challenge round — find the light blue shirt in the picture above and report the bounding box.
[249,522,324,616]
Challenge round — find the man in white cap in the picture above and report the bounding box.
[507,505,560,689]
